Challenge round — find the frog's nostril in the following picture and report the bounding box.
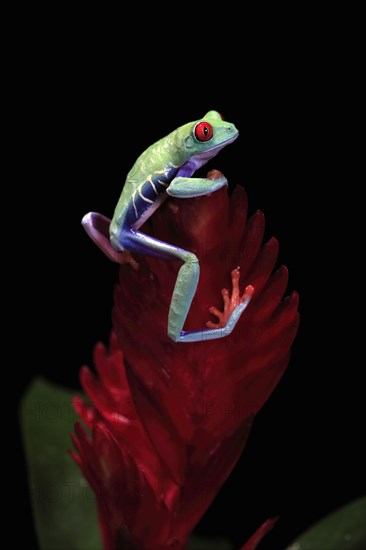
[226,126,232,131]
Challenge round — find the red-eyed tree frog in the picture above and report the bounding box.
[82,111,254,343]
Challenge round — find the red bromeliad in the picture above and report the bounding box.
[71,183,299,550]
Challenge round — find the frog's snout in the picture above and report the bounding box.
[226,123,239,139]
[227,123,238,133]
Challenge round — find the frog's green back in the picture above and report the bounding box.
[110,110,234,240]
[110,121,193,230]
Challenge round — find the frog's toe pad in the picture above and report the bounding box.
[206,268,254,329]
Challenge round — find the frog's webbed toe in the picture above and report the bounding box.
[206,268,254,329]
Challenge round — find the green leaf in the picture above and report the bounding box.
[188,534,233,549]
[20,377,102,550]
[287,496,366,550]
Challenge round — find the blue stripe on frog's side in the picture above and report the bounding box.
[124,167,179,227]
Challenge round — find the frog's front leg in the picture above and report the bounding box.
[166,173,228,198]
[120,227,252,343]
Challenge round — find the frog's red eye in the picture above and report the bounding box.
[195,121,213,142]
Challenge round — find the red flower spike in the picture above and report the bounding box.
[72,183,299,549]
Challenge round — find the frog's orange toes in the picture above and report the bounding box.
[206,267,254,329]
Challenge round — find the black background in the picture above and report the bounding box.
[13,29,363,550]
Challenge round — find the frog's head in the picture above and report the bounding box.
[185,110,239,167]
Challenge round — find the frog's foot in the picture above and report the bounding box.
[207,268,254,329]
[82,212,139,269]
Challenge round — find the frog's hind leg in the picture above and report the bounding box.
[120,228,199,339]
[82,212,139,269]
[121,228,253,343]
